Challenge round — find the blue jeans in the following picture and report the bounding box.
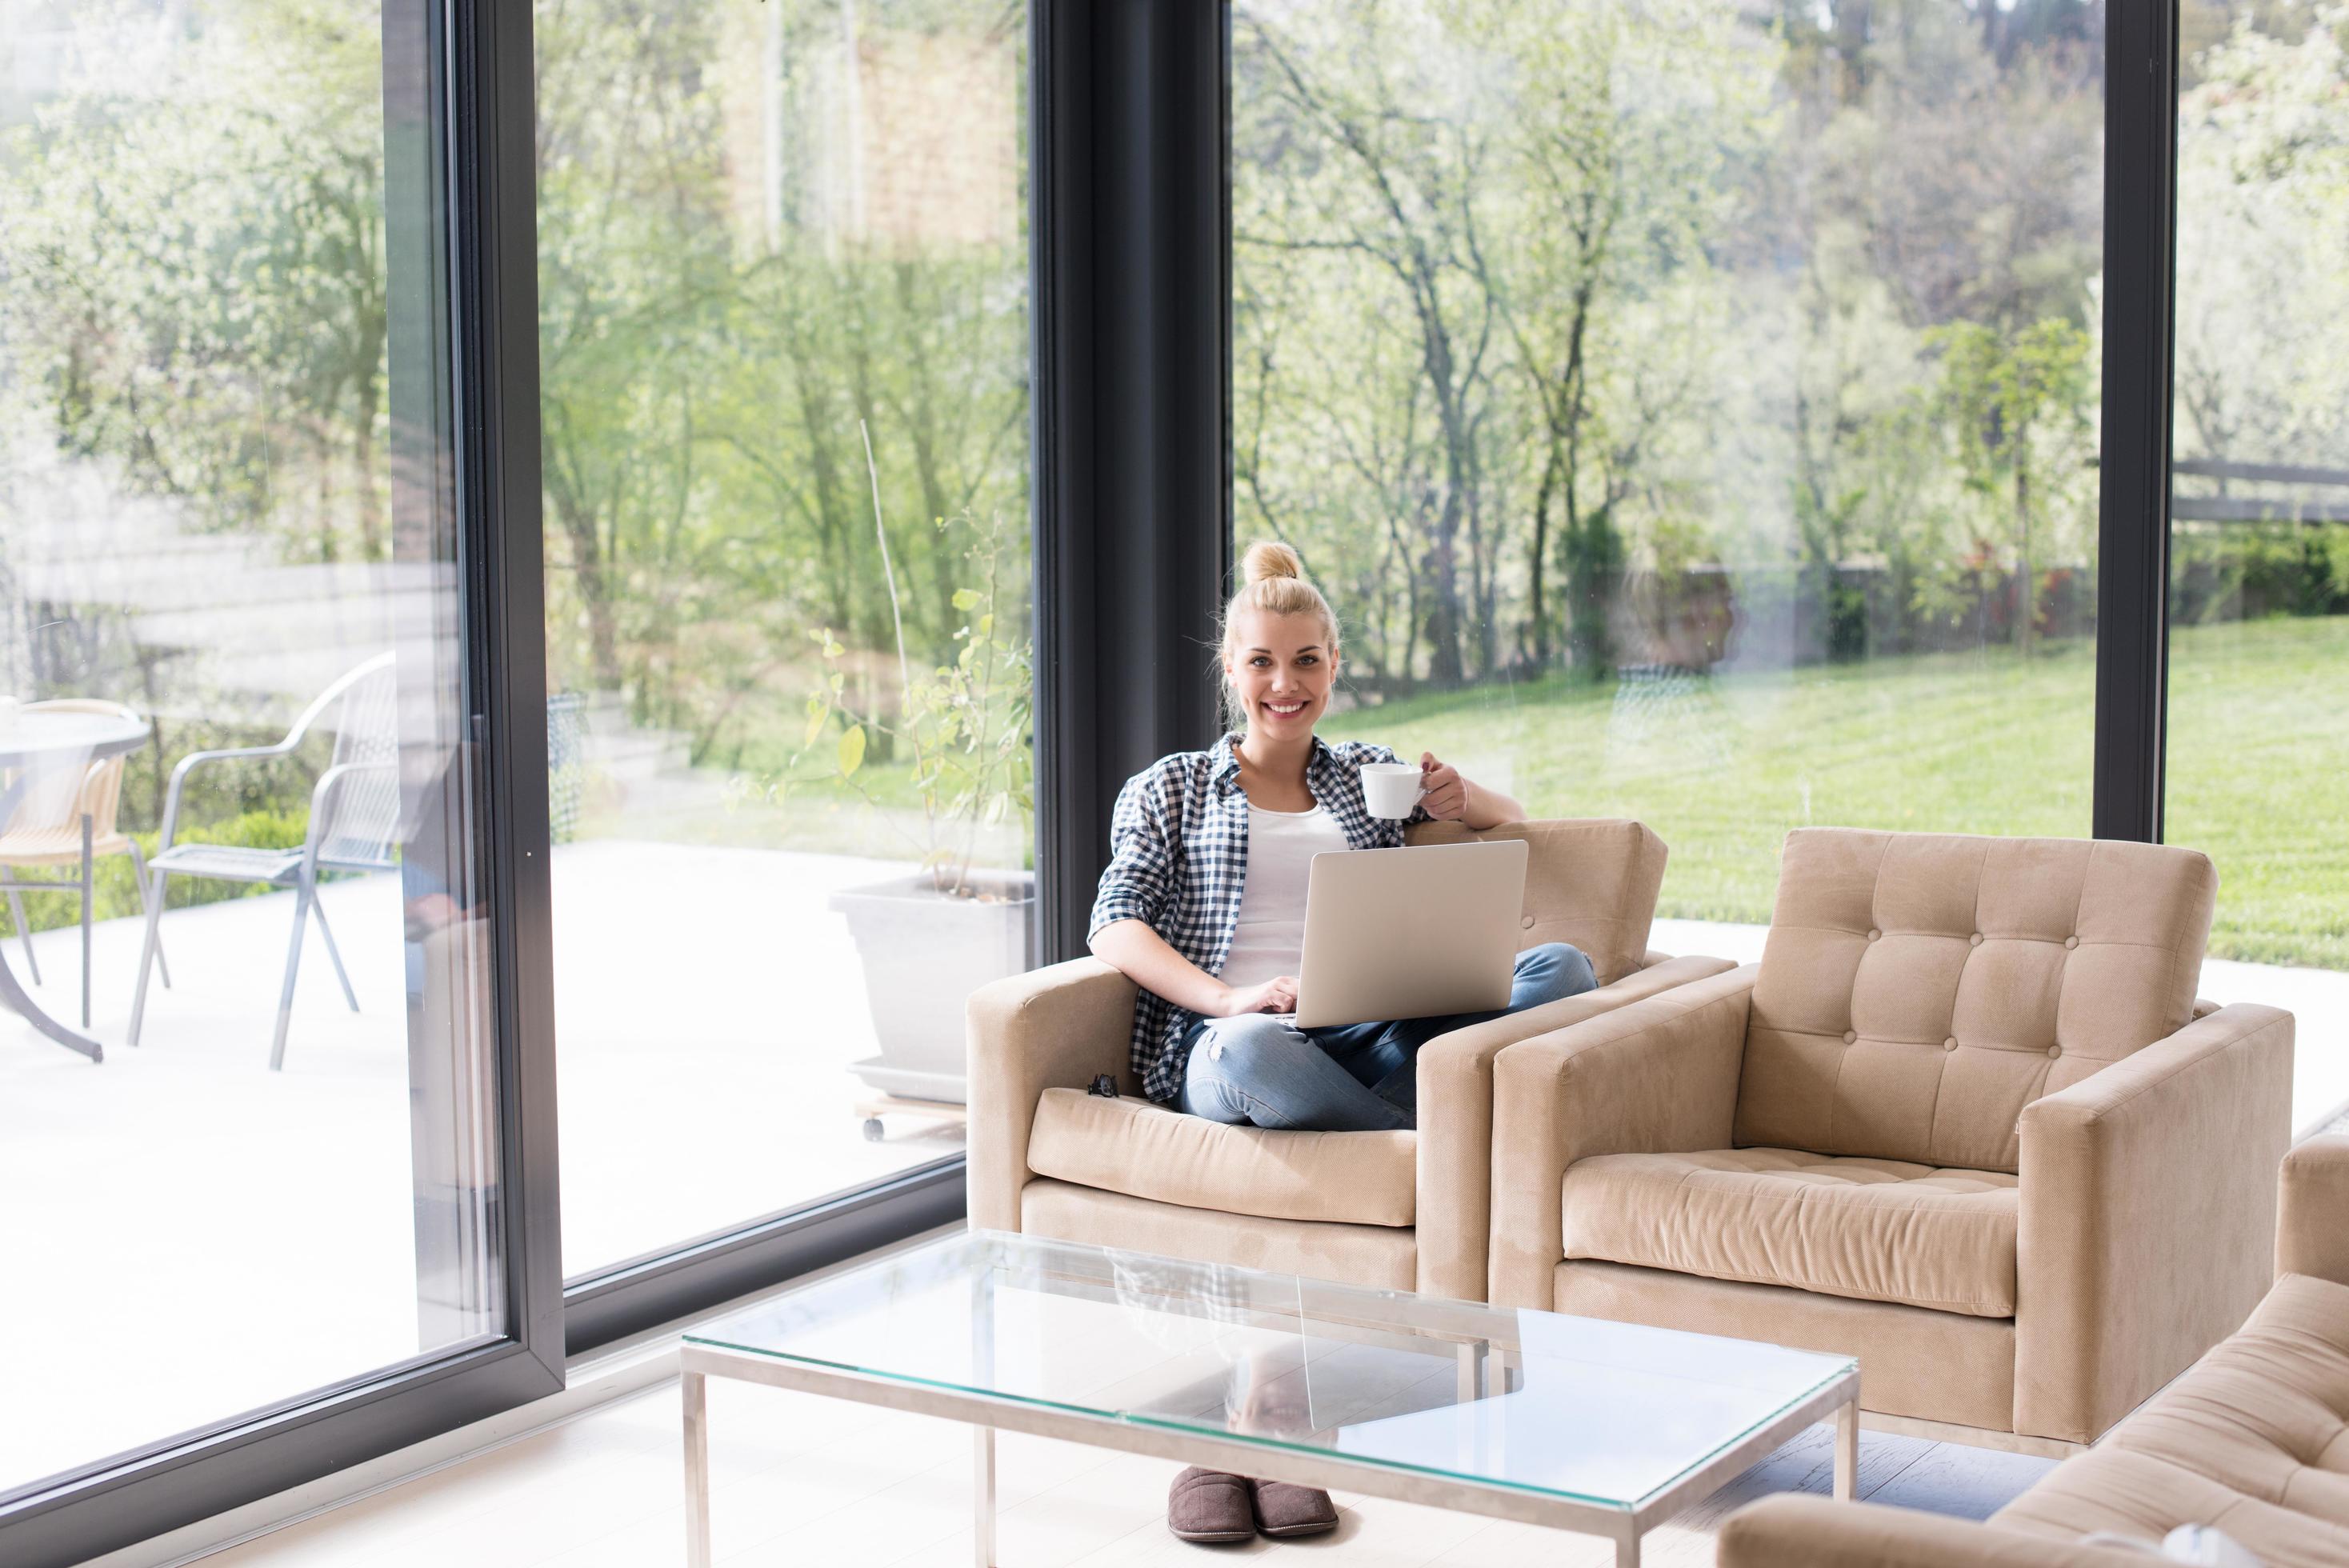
[1177,942,1597,1132]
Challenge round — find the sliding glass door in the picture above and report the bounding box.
[2165,6,2349,1130]
[1231,0,2106,929]
[0,2,557,1561]
[531,0,1036,1291]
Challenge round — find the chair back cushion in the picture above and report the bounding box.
[1407,818,1666,986]
[1736,828,2215,1172]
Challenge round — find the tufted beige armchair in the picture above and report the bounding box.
[1487,827,2296,1450]
[966,818,1736,1301]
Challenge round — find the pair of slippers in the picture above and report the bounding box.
[1167,1466,1339,1543]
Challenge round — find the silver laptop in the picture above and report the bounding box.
[1292,839,1531,1029]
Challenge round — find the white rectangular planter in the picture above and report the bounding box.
[830,870,1035,1106]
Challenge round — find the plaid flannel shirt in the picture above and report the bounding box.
[1088,734,1421,1103]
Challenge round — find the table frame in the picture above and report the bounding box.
[679,1337,1858,1567]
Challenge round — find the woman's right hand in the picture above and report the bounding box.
[1210,976,1299,1018]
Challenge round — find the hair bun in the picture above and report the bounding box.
[1242,540,1306,586]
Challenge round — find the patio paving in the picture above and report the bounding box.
[0,839,962,1496]
[0,854,2339,1499]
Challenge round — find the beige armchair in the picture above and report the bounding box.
[966,818,1735,1300]
[1714,1135,2349,1566]
[1489,828,2295,1449]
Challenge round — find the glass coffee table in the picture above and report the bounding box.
[680,1230,1859,1566]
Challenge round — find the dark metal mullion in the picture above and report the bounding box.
[452,0,566,1381]
[1034,0,1231,965]
[1032,0,1098,965]
[570,0,1236,1347]
[2091,1,2181,843]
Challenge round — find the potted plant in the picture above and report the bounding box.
[766,426,1034,1119]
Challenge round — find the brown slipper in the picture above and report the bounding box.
[1248,1477,1339,1538]
[1166,1466,1255,1543]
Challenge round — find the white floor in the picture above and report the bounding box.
[193,1371,2056,1568]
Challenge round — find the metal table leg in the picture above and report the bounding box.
[0,916,101,1061]
[79,812,92,1029]
[974,1426,997,1567]
[1455,1340,1487,1402]
[972,1262,998,1566]
[0,779,101,1062]
[683,1369,711,1568]
[1835,1394,1859,1500]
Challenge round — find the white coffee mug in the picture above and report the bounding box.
[1359,761,1426,819]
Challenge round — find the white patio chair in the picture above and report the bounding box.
[129,652,402,1070]
[0,698,171,1027]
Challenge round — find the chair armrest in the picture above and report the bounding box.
[157,743,299,850]
[1717,1495,2151,1568]
[965,958,1138,1232]
[1414,953,1737,1300]
[1487,965,1755,1307]
[2278,1133,2349,1287]
[2015,1002,2295,1443]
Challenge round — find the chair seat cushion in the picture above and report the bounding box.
[1025,1087,1415,1227]
[1994,1272,2349,1558]
[1561,1148,2019,1317]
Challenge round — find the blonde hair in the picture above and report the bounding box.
[1220,542,1340,660]
[1219,542,1340,726]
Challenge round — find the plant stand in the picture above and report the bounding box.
[851,1092,970,1143]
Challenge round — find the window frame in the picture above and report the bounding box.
[1215,0,2185,848]
[2093,0,2183,843]
[0,1,566,1561]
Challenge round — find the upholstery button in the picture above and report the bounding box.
[2047,1045,2063,1058]
[1842,1030,1857,1044]
[2064,935,2079,950]
[1969,933,1983,946]
[1867,928,1881,942]
[1943,1038,1959,1052]
[1521,914,1535,930]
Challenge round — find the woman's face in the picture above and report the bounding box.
[1225,608,1338,742]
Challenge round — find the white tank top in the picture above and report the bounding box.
[1217,802,1351,991]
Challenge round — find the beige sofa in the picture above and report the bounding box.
[966,818,1736,1299]
[1715,1134,2349,1566]
[1487,828,2296,1448]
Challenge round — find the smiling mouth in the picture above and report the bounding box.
[1263,700,1307,717]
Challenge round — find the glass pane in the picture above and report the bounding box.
[690,1230,1855,1507]
[534,0,1034,1278]
[0,0,502,1495]
[1233,2,2104,937]
[2167,7,2349,1130]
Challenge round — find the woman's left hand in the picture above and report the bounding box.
[1418,752,1469,820]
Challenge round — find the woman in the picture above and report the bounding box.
[1089,539,1598,1134]
[1087,542,1599,1543]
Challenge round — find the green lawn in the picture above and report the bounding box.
[593,616,2345,972]
[1323,616,2349,971]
